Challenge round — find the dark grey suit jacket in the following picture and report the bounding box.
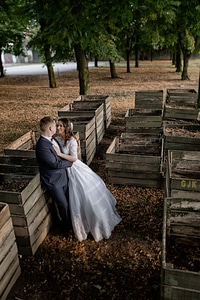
[35,136,72,190]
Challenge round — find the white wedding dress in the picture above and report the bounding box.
[57,137,122,242]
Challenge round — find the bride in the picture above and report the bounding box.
[53,117,121,242]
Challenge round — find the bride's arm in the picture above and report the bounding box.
[53,145,77,162]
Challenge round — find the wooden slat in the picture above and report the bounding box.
[0,264,21,300]
[0,230,16,265]
[17,211,52,256]
[0,255,21,299]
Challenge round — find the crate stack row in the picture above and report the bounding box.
[162,88,200,159]
[160,89,200,299]
[58,95,111,165]
[106,89,200,189]
[0,139,54,295]
[161,150,200,300]
[106,90,164,188]
[105,88,200,299]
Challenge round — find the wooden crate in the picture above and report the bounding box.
[163,122,200,152]
[165,150,200,199]
[0,155,38,174]
[164,88,199,121]
[161,196,200,299]
[164,105,200,121]
[4,130,82,160]
[4,130,40,157]
[57,114,96,165]
[0,157,52,255]
[135,90,164,110]
[0,202,21,300]
[125,108,163,134]
[166,88,198,106]
[58,102,104,145]
[76,95,112,128]
[106,133,163,188]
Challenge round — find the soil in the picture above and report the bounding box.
[1,60,200,300]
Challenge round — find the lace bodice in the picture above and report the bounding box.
[56,137,78,158]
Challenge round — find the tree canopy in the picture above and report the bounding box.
[1,0,200,88]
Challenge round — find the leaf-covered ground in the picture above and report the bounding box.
[1,60,199,300]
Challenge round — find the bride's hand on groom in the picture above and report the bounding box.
[53,145,60,155]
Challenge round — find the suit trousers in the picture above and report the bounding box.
[50,185,71,233]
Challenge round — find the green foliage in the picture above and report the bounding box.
[0,0,26,55]
[181,30,195,53]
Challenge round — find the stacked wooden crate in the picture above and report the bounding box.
[125,108,163,134]
[0,156,52,256]
[4,130,40,157]
[161,150,200,299]
[106,133,163,188]
[163,122,200,153]
[4,130,82,160]
[0,202,21,300]
[165,150,200,199]
[135,90,164,110]
[70,101,105,145]
[161,196,200,300]
[75,95,111,129]
[163,88,199,121]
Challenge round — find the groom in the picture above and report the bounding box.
[36,116,73,237]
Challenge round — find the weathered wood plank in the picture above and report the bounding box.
[17,211,52,255]
[0,217,15,247]
[0,264,21,300]
[0,230,16,264]
[0,202,20,300]
[0,202,10,230]
[0,242,18,282]
[0,255,21,300]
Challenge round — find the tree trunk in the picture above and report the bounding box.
[126,38,131,73]
[135,44,139,68]
[172,52,176,65]
[150,49,153,62]
[109,60,118,78]
[135,32,139,68]
[126,49,131,73]
[0,48,5,77]
[44,45,56,88]
[175,45,182,72]
[198,69,200,108]
[74,44,90,95]
[181,50,190,80]
[94,57,98,67]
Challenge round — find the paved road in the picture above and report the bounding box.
[5,61,106,76]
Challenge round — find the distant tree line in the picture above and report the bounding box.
[0,0,200,94]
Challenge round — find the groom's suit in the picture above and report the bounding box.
[36,135,72,234]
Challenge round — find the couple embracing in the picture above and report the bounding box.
[36,116,121,242]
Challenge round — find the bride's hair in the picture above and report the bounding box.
[58,118,77,146]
